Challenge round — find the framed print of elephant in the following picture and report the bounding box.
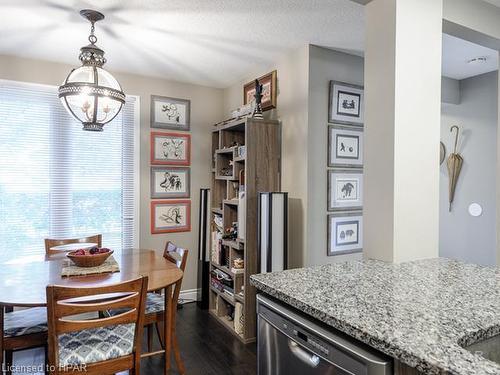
[151,167,190,199]
[328,169,363,211]
[150,132,191,166]
[328,212,363,256]
[151,95,190,131]
[328,125,363,168]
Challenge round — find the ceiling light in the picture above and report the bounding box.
[59,9,125,132]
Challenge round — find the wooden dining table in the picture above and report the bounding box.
[0,248,183,374]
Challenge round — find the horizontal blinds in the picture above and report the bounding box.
[0,80,137,261]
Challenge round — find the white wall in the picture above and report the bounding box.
[440,71,498,266]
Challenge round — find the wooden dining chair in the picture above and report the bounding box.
[46,277,148,375]
[44,234,102,255]
[0,306,48,375]
[144,242,188,373]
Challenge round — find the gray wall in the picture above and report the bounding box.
[440,71,498,265]
[0,54,224,291]
[307,45,364,266]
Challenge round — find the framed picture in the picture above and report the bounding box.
[328,81,364,126]
[151,167,190,199]
[151,95,190,131]
[328,170,363,211]
[328,125,363,168]
[151,200,191,234]
[151,132,191,166]
[328,212,363,256]
[243,70,277,111]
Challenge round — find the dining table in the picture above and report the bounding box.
[0,248,183,374]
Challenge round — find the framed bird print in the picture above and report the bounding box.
[328,169,363,211]
[328,81,364,126]
[151,132,191,166]
[151,95,190,131]
[151,167,190,199]
[151,200,191,234]
[328,125,363,168]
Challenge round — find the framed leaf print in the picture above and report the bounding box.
[151,132,191,166]
[151,200,191,234]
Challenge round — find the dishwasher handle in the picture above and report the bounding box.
[288,340,320,368]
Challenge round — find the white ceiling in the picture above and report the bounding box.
[0,0,365,88]
[441,34,498,80]
[0,1,497,88]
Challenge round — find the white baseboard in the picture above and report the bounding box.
[179,288,200,303]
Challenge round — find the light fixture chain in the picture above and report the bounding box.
[88,21,97,45]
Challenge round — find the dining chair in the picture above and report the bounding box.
[145,242,188,373]
[46,277,148,375]
[44,234,102,255]
[107,242,187,374]
[0,306,49,375]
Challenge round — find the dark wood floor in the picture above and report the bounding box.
[13,303,257,374]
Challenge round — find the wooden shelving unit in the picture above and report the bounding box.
[209,117,281,343]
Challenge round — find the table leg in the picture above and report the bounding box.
[164,285,172,374]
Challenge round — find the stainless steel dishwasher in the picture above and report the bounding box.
[257,294,392,375]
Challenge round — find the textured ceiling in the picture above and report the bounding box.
[442,34,498,80]
[0,0,365,88]
[482,0,500,7]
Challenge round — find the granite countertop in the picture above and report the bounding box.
[250,258,500,375]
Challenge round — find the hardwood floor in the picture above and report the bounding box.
[10,303,257,375]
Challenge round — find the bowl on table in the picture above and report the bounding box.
[67,247,113,268]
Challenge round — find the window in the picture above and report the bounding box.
[0,80,139,261]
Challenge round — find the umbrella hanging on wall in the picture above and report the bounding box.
[447,125,463,212]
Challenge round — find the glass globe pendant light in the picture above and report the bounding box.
[59,10,125,131]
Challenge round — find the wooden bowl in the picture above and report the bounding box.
[67,250,114,268]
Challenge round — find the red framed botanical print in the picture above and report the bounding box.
[150,132,191,166]
[151,200,191,234]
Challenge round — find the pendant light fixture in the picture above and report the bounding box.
[59,9,125,131]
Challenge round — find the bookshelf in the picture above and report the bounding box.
[209,117,281,343]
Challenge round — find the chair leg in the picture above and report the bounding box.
[147,324,153,353]
[155,322,164,349]
[44,345,49,375]
[5,350,12,375]
[172,333,185,375]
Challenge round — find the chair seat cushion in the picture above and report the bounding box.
[4,307,48,338]
[58,323,135,366]
[145,292,165,314]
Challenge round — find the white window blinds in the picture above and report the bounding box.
[0,80,139,261]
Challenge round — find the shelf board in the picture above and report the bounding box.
[215,147,237,154]
[211,261,244,278]
[215,176,238,181]
[210,285,236,306]
[234,294,245,304]
[222,239,244,250]
[223,199,239,206]
[233,156,245,162]
[211,208,223,215]
[208,309,245,342]
[213,118,247,132]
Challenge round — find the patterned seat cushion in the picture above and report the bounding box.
[58,323,135,366]
[145,292,165,314]
[4,307,48,338]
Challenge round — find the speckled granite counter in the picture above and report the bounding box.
[250,258,500,375]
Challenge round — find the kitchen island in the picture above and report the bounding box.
[250,258,500,375]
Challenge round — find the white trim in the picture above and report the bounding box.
[129,95,141,249]
[179,288,200,303]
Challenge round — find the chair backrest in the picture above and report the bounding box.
[46,277,148,371]
[163,241,188,272]
[44,234,103,255]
